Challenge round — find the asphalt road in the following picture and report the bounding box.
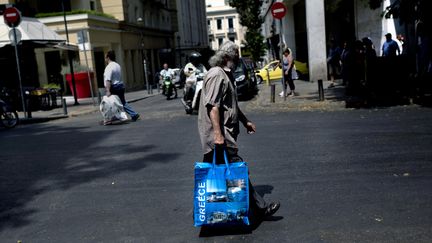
[1,94,432,242]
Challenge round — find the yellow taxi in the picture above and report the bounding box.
[255,60,309,83]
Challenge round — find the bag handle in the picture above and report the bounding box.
[212,146,231,174]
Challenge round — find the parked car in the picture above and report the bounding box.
[255,60,309,83]
[233,57,258,99]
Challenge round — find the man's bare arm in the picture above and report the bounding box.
[238,108,256,134]
[105,81,111,96]
[208,106,225,144]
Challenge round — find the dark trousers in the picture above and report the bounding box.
[203,147,268,219]
[283,74,295,91]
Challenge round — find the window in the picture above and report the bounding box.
[217,19,222,30]
[90,1,95,10]
[228,18,234,29]
[218,38,224,46]
[229,37,235,42]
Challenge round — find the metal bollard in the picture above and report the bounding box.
[318,79,324,101]
[270,84,275,103]
[25,97,32,118]
[62,98,68,115]
[266,69,270,86]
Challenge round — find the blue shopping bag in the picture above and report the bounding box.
[194,149,250,227]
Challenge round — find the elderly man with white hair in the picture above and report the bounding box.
[198,41,280,224]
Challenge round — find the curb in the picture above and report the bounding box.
[17,94,157,125]
[19,115,69,125]
[246,83,347,112]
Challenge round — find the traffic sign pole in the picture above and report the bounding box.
[271,2,288,99]
[3,7,27,117]
[280,18,287,100]
[12,25,27,117]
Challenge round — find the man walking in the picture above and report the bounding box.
[382,33,401,57]
[104,50,140,122]
[197,41,280,225]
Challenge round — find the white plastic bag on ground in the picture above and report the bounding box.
[100,95,128,124]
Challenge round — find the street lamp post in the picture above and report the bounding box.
[62,0,79,105]
[137,17,151,94]
[177,35,182,67]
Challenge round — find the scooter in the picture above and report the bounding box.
[162,76,177,100]
[181,70,205,114]
[0,89,19,128]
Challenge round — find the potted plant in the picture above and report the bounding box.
[62,60,94,99]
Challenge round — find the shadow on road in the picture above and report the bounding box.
[0,123,181,232]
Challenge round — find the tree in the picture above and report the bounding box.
[228,0,266,62]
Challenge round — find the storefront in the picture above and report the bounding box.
[0,17,65,110]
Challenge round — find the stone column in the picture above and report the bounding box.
[283,5,296,57]
[305,0,327,82]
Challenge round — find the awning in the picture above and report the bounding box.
[0,17,65,48]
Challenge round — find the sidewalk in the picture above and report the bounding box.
[247,79,347,112]
[18,89,158,124]
[17,80,348,125]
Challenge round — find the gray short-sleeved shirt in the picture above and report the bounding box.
[198,66,239,154]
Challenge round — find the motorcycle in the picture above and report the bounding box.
[0,88,19,129]
[181,68,206,114]
[162,76,177,100]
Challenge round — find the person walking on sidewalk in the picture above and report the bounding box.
[280,48,295,97]
[198,41,280,227]
[382,33,400,57]
[327,39,342,88]
[104,50,140,121]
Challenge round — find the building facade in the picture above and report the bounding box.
[261,0,412,82]
[174,0,208,67]
[1,0,208,97]
[206,0,245,53]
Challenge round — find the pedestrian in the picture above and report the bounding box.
[396,34,405,55]
[382,33,400,57]
[362,37,377,96]
[340,41,352,86]
[104,50,140,122]
[279,48,295,97]
[159,63,177,97]
[198,41,280,227]
[327,39,342,88]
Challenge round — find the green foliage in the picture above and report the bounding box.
[367,0,431,25]
[228,0,266,62]
[243,30,266,61]
[36,10,115,19]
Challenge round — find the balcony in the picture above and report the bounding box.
[227,28,236,37]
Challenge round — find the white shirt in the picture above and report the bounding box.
[104,61,123,87]
[160,68,174,79]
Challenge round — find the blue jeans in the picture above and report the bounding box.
[110,83,139,118]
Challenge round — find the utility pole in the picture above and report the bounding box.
[62,0,79,105]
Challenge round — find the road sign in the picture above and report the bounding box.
[3,7,21,27]
[271,2,287,19]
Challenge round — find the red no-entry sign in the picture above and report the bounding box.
[3,7,22,27]
[271,2,287,19]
